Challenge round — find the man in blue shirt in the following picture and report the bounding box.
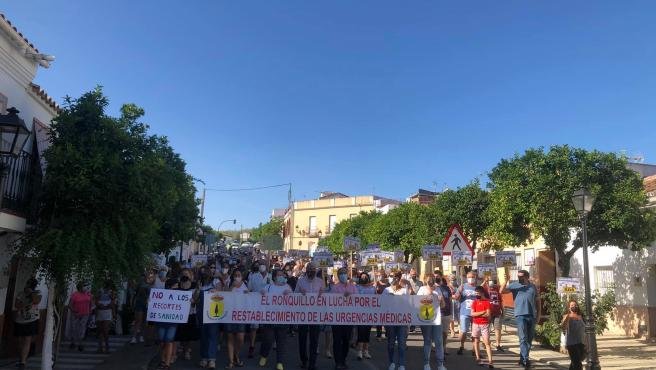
[501,269,541,369]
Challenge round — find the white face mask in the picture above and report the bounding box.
[259,265,267,273]
[233,277,242,284]
[222,268,229,274]
[467,278,476,285]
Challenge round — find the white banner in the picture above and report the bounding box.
[203,292,441,326]
[146,289,193,323]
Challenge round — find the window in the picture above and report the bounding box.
[308,216,317,233]
[328,215,337,233]
[594,266,613,294]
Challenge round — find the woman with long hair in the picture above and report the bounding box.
[561,300,585,370]
[225,269,248,368]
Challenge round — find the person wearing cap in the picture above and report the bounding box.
[295,262,325,370]
[328,267,357,370]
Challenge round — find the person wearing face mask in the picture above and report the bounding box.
[374,271,390,341]
[225,270,248,368]
[294,262,325,370]
[453,271,477,355]
[501,269,540,369]
[560,300,585,370]
[416,275,447,370]
[198,269,221,369]
[328,267,357,370]
[355,271,375,361]
[175,269,199,361]
[258,269,292,370]
[247,261,271,358]
[471,286,494,368]
[383,271,411,370]
[482,276,504,352]
[437,278,453,356]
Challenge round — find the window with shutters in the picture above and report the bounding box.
[594,266,614,294]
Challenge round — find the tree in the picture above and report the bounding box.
[428,180,495,250]
[486,145,656,276]
[250,217,284,242]
[323,211,382,253]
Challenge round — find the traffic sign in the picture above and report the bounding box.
[441,224,474,256]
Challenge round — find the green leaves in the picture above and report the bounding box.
[20,88,198,286]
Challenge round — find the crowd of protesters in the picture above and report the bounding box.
[10,246,545,370]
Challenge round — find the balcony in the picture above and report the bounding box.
[295,226,335,238]
[0,152,36,220]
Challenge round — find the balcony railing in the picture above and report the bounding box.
[0,152,34,217]
[296,226,335,238]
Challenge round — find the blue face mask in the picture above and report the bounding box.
[338,274,348,283]
[276,276,287,284]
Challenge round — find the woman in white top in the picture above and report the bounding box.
[225,270,249,368]
[417,275,447,370]
[258,269,292,370]
[383,271,411,370]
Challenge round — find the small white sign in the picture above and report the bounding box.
[191,254,208,267]
[557,277,582,294]
[421,245,443,261]
[495,251,517,268]
[146,289,193,323]
[477,263,497,279]
[312,251,334,268]
[452,251,473,266]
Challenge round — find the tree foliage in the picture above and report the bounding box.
[486,145,656,276]
[250,217,284,242]
[322,211,383,253]
[19,88,199,286]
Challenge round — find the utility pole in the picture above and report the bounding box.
[200,187,206,219]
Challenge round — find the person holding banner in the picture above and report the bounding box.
[374,270,390,341]
[355,271,376,361]
[174,269,200,361]
[501,269,540,369]
[225,269,248,368]
[156,278,180,370]
[383,271,411,370]
[198,270,221,369]
[247,260,271,359]
[454,271,477,356]
[328,267,357,370]
[295,262,324,370]
[258,268,293,370]
[416,275,447,370]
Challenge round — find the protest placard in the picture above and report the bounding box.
[495,251,517,267]
[365,244,381,252]
[146,289,193,323]
[203,292,441,326]
[190,254,208,267]
[452,251,473,266]
[312,251,334,268]
[557,277,582,294]
[360,251,381,267]
[421,245,443,261]
[394,250,405,263]
[344,236,361,252]
[477,263,497,279]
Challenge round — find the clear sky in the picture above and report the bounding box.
[5,1,656,229]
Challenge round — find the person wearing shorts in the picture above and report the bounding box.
[471,286,494,368]
[13,278,42,370]
[156,278,179,370]
[483,277,504,352]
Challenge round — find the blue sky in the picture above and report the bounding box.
[5,1,656,229]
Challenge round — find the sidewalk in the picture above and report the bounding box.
[498,327,656,369]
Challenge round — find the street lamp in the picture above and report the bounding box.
[0,107,30,209]
[572,188,600,370]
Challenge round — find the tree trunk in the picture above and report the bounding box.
[41,282,56,370]
[556,244,581,278]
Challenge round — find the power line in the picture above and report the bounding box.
[205,183,291,192]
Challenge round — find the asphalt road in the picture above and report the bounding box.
[149,328,561,370]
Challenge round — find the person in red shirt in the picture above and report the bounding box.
[483,276,504,352]
[471,286,494,368]
[68,282,92,351]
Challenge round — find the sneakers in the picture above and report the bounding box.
[457,347,464,355]
[357,351,363,360]
[388,364,396,370]
[423,364,431,370]
[207,360,216,369]
[129,337,137,344]
[138,336,145,343]
[258,357,267,367]
[496,345,505,352]
[199,359,208,368]
[276,363,284,370]
[363,350,372,359]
